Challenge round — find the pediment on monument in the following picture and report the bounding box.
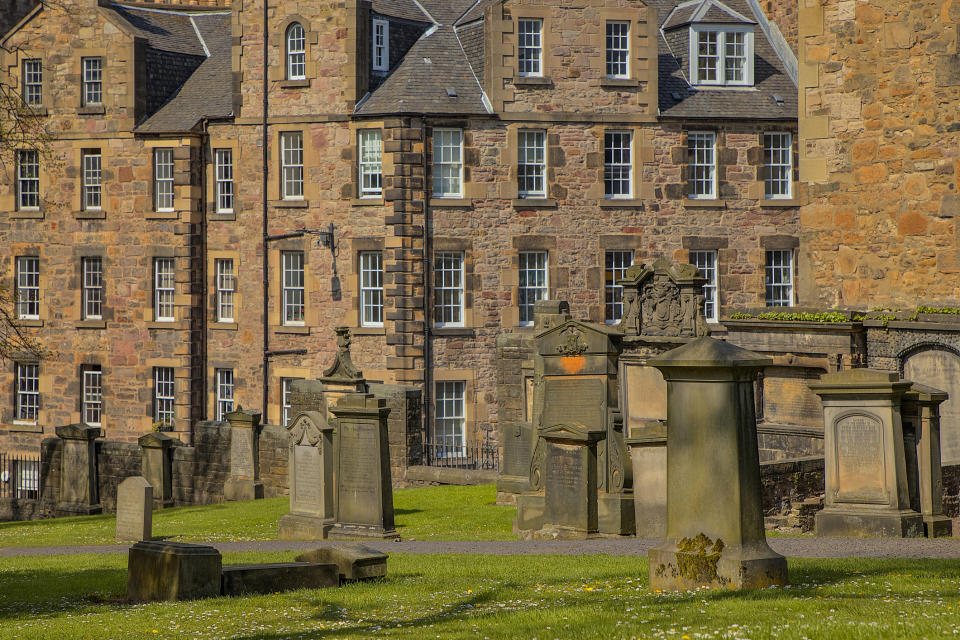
[536,319,620,357]
[619,256,703,288]
[537,422,606,442]
[287,411,333,446]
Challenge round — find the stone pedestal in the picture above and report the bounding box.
[810,369,923,538]
[117,476,153,542]
[329,394,398,540]
[138,432,178,509]
[648,337,787,591]
[903,384,953,538]
[55,424,103,516]
[279,411,335,540]
[626,419,667,538]
[224,409,264,502]
[127,541,222,602]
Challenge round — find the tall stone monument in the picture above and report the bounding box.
[625,419,667,538]
[116,476,153,543]
[55,424,103,516]
[320,327,367,417]
[329,394,398,540]
[810,369,923,538]
[902,383,953,537]
[648,337,787,591]
[138,432,179,508]
[224,408,264,502]
[278,410,335,540]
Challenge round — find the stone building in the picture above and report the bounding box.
[0,0,799,459]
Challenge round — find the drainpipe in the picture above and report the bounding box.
[260,0,270,419]
[199,120,210,438]
[421,117,433,464]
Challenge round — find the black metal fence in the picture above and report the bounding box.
[422,437,500,472]
[0,452,41,499]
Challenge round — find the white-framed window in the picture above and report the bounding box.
[280,131,304,200]
[14,459,39,499]
[23,59,41,106]
[690,26,753,86]
[15,362,39,424]
[215,258,235,323]
[517,130,546,198]
[604,250,633,324]
[606,21,630,78]
[154,366,175,427]
[687,132,716,199]
[17,149,39,210]
[154,148,174,212]
[154,257,175,322]
[434,380,466,458]
[691,250,719,323]
[286,23,306,80]
[82,57,102,105]
[216,368,234,421]
[15,256,39,320]
[764,132,792,199]
[358,130,382,198]
[82,366,102,427]
[765,249,794,307]
[372,18,389,71]
[434,251,465,328]
[215,148,234,213]
[518,250,548,326]
[282,251,305,326]
[360,250,384,327]
[432,129,463,198]
[281,377,303,427]
[517,19,543,77]
[82,150,101,210]
[82,256,103,320]
[604,131,633,198]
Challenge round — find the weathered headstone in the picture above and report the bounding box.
[224,408,264,501]
[221,562,339,595]
[648,337,787,590]
[138,431,179,508]
[127,541,222,602]
[116,476,152,543]
[625,419,667,538]
[329,394,398,540]
[540,424,604,537]
[810,369,923,538]
[617,257,707,338]
[55,424,103,516]
[902,383,953,537]
[295,543,389,581]
[278,410,335,540]
[320,327,368,423]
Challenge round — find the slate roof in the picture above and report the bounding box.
[661,0,755,30]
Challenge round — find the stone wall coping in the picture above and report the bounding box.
[55,424,104,440]
[723,319,864,333]
[863,319,960,331]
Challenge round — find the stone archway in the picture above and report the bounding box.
[903,347,960,465]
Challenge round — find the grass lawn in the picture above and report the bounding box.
[1,552,959,639]
[0,484,515,547]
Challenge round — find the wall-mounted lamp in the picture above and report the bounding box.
[316,222,336,250]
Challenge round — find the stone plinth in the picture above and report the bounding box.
[648,337,787,591]
[138,432,179,509]
[810,370,923,538]
[295,543,389,581]
[329,394,398,540]
[279,411,335,540]
[626,419,667,538]
[903,384,953,538]
[127,541,222,602]
[224,409,264,502]
[116,476,152,543]
[221,562,339,595]
[55,424,103,516]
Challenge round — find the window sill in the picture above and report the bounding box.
[146,321,182,330]
[75,320,106,330]
[210,211,236,221]
[352,197,384,206]
[273,324,310,335]
[514,76,552,87]
[272,199,310,209]
[17,318,43,328]
[211,322,238,331]
[353,326,386,336]
[432,327,475,338]
[512,198,556,208]
[280,79,310,89]
[5,422,42,433]
[431,198,472,208]
[74,210,106,220]
[599,198,643,208]
[600,78,640,88]
[11,209,43,219]
[146,211,179,220]
[760,198,799,208]
[682,198,725,208]
[78,105,105,115]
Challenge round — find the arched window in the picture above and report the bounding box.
[286,23,306,80]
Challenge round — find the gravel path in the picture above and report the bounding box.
[5,536,960,559]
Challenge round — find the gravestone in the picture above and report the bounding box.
[617,257,707,338]
[224,408,264,501]
[903,348,960,465]
[138,432,179,508]
[116,476,152,543]
[320,327,368,421]
[278,410,335,540]
[648,337,787,590]
[902,383,953,537]
[55,424,103,516]
[329,393,398,540]
[540,424,604,536]
[127,541,222,602]
[295,543,389,581]
[625,419,667,538]
[221,562,339,595]
[810,369,923,538]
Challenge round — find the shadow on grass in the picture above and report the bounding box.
[393,508,423,516]
[0,567,128,619]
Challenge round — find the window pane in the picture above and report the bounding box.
[282,251,305,325]
[23,59,42,106]
[287,23,306,80]
[82,257,103,320]
[724,31,746,82]
[215,149,234,212]
[763,133,792,199]
[216,258,235,323]
[281,132,304,199]
[154,149,174,211]
[359,130,382,197]
[373,19,389,71]
[434,381,466,458]
[17,150,39,209]
[83,151,101,210]
[517,130,546,198]
[606,22,629,78]
[16,363,39,423]
[154,258,175,321]
[83,367,102,426]
[765,250,794,307]
[604,131,632,198]
[518,19,543,76]
[360,251,384,327]
[83,58,102,105]
[432,129,463,198]
[16,256,39,319]
[604,250,633,323]
[518,251,548,325]
[154,367,175,427]
[216,369,234,421]
[434,251,464,326]
[691,250,718,322]
[687,132,715,198]
[282,377,303,427]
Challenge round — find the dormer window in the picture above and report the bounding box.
[689,25,753,86]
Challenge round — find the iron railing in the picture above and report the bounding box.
[422,435,499,472]
[0,452,41,499]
